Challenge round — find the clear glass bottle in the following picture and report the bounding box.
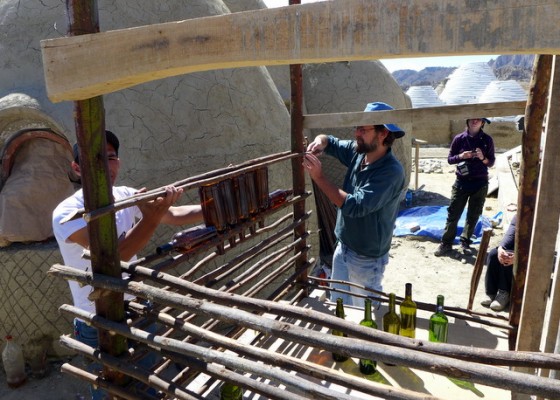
[2,335,27,388]
[359,298,377,374]
[332,298,349,362]
[429,295,449,343]
[220,381,243,400]
[399,283,417,339]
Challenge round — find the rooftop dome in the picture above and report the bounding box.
[478,80,527,122]
[406,86,444,108]
[439,62,496,105]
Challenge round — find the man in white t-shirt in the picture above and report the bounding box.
[52,130,202,399]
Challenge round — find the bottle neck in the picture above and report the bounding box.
[388,294,396,312]
[436,295,445,313]
[405,284,412,300]
[364,299,372,321]
[336,299,345,318]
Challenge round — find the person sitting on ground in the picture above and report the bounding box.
[481,214,516,311]
[435,117,495,257]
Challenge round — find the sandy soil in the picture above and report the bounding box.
[0,149,510,399]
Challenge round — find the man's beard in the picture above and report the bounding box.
[356,139,378,154]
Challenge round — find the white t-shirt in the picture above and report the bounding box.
[52,186,141,313]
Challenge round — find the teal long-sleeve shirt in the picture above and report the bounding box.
[325,135,405,258]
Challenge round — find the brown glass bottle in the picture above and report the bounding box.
[156,225,217,255]
[255,167,269,211]
[233,175,249,222]
[219,179,238,227]
[199,184,227,232]
[244,171,259,216]
[268,189,294,210]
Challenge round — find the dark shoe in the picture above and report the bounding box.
[434,243,452,257]
[460,241,472,254]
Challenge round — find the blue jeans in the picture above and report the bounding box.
[74,319,109,400]
[330,242,388,308]
[74,318,158,399]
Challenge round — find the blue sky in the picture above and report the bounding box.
[262,0,498,72]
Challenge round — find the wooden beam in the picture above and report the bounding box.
[516,55,560,352]
[303,101,526,129]
[509,55,552,349]
[41,0,560,102]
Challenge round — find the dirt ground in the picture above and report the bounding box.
[0,148,511,399]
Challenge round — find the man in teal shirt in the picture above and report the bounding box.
[304,102,405,307]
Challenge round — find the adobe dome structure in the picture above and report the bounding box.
[0,0,291,360]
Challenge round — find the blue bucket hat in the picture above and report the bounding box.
[363,102,405,138]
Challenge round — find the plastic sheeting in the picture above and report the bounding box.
[393,205,492,244]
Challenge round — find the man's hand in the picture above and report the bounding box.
[306,135,327,156]
[137,186,184,224]
[302,153,324,181]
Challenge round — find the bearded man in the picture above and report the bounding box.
[303,102,405,307]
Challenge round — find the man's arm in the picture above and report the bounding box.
[161,204,203,226]
[68,186,202,261]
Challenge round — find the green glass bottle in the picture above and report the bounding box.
[429,295,449,343]
[359,298,377,374]
[382,293,401,335]
[400,283,417,339]
[220,381,243,400]
[332,297,349,362]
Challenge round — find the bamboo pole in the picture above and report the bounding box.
[61,364,139,400]
[48,264,560,371]
[180,211,302,280]
[55,293,560,398]
[60,306,374,400]
[61,151,303,224]
[150,307,443,400]
[60,336,199,400]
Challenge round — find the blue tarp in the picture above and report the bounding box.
[393,206,492,244]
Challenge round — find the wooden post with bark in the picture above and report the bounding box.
[66,0,128,389]
[509,55,553,350]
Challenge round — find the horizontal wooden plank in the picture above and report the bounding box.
[303,101,527,129]
[41,0,560,102]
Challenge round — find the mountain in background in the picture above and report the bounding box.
[392,55,535,91]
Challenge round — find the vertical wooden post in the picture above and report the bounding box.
[515,55,560,356]
[66,0,128,386]
[508,55,552,350]
[289,0,308,297]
